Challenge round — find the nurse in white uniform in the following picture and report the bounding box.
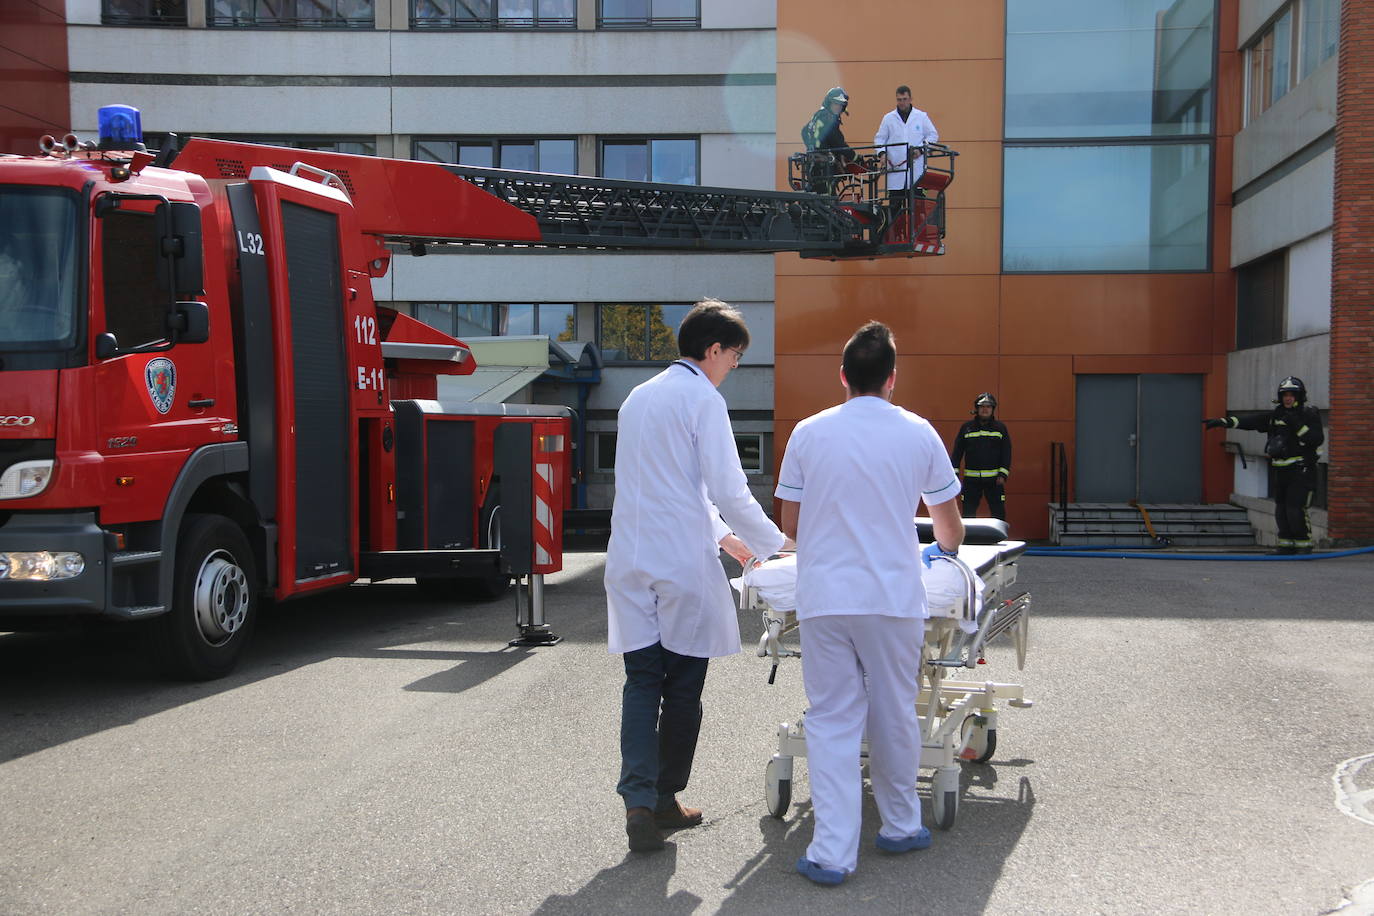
[605,298,786,852]
[776,321,963,885]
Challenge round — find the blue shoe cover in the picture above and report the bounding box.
[796,857,846,885]
[875,826,932,853]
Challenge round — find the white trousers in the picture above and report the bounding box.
[799,614,924,874]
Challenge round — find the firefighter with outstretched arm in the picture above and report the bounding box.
[1205,376,1324,553]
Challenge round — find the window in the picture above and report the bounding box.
[598,303,689,362]
[411,0,574,28]
[500,304,577,341]
[209,0,374,28]
[102,0,186,25]
[735,434,763,474]
[1003,143,1211,272]
[1003,0,1214,272]
[1300,0,1339,79]
[414,138,577,175]
[1246,0,1338,124]
[1236,252,1286,350]
[598,0,697,28]
[220,136,377,156]
[410,303,576,340]
[595,432,617,472]
[1246,7,1295,122]
[0,188,79,351]
[600,139,698,185]
[413,303,499,339]
[102,210,167,350]
[1004,0,1214,139]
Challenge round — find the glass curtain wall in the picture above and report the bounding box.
[1003,0,1216,272]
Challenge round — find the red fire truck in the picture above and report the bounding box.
[0,105,954,679]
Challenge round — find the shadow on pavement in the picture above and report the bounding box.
[533,844,703,915]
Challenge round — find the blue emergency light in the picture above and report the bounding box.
[98,105,143,147]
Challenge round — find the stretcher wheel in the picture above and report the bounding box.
[931,767,960,830]
[765,756,792,819]
[959,715,998,764]
[932,788,958,830]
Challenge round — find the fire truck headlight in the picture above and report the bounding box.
[0,551,85,581]
[0,460,55,500]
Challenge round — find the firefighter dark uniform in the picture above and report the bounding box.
[951,393,1011,521]
[1205,376,1323,553]
[801,87,856,194]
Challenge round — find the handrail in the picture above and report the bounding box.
[1049,442,1070,540]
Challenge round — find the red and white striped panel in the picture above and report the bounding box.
[533,461,556,572]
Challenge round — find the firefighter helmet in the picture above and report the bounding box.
[973,392,997,415]
[1276,376,1307,405]
[823,87,849,110]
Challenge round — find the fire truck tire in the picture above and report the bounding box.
[151,514,259,680]
[414,571,512,603]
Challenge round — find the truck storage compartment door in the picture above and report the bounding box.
[280,201,351,581]
[249,170,358,592]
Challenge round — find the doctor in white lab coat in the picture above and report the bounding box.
[605,298,786,853]
[874,84,939,194]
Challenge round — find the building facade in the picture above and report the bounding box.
[775,0,1367,544]
[57,0,781,509]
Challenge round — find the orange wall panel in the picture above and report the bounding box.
[778,3,1005,64]
[891,355,1001,424]
[776,274,1001,356]
[998,356,1076,421]
[1000,274,1215,355]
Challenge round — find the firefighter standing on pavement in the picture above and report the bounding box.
[1205,376,1324,554]
[951,393,1011,521]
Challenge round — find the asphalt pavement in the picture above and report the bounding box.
[2,550,1373,915]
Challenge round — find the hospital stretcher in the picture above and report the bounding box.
[739,519,1032,830]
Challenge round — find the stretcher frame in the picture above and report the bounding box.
[742,529,1032,830]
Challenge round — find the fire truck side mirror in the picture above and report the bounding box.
[170,301,210,344]
[95,333,120,360]
[154,201,204,297]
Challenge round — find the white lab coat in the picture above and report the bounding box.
[605,360,784,658]
[874,106,939,190]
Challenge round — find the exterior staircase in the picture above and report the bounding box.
[1048,503,1256,548]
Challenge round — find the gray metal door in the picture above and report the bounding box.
[1076,375,1138,501]
[1075,374,1204,503]
[1139,374,1202,503]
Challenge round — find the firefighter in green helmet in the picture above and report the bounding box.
[951,393,1011,521]
[800,87,857,194]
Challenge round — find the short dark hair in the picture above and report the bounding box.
[896,85,911,97]
[842,321,896,395]
[677,298,749,360]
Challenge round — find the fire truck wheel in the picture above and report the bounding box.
[414,571,512,603]
[152,514,259,680]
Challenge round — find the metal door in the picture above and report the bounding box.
[1075,374,1204,502]
[1139,374,1202,502]
[1075,375,1138,501]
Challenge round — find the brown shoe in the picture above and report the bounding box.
[654,799,704,830]
[626,807,665,852]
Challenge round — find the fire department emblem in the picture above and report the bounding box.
[145,358,176,414]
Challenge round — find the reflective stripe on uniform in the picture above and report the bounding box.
[1297,425,1310,437]
[964,469,1001,478]
[1272,456,1303,467]
[963,430,1003,438]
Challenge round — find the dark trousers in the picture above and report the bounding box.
[618,642,709,811]
[1274,467,1315,546]
[962,477,1006,521]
